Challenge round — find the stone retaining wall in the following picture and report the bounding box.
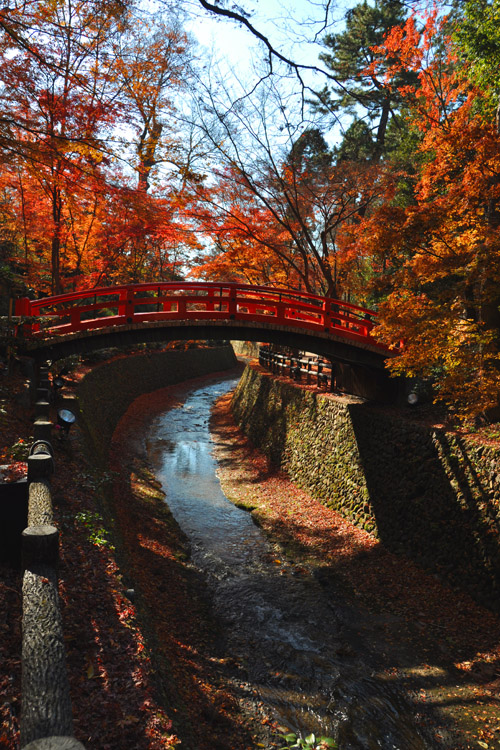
[77,346,237,460]
[231,364,500,613]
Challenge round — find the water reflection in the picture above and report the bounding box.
[147,376,433,749]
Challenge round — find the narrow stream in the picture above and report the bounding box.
[146,374,434,749]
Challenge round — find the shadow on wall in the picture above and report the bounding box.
[77,346,237,464]
[231,364,500,615]
[348,405,500,613]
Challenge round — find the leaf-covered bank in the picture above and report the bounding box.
[211,383,500,750]
[0,345,249,750]
[0,360,179,750]
[231,364,500,615]
[72,347,284,748]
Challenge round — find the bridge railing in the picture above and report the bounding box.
[259,347,332,389]
[14,282,384,350]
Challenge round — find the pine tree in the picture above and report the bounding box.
[317,0,414,161]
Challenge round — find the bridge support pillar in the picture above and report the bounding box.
[334,361,403,403]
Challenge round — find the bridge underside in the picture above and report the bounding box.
[17,319,401,402]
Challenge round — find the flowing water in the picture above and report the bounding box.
[146,374,434,749]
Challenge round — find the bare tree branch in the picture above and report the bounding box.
[195,0,345,86]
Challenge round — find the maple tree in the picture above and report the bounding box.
[91,184,198,284]
[113,16,191,192]
[105,16,198,282]
[0,0,200,294]
[189,66,392,298]
[190,148,389,297]
[0,0,125,293]
[350,7,500,420]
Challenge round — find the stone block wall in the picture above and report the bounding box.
[77,345,237,461]
[231,365,500,612]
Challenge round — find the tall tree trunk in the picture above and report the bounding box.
[51,187,62,295]
[373,95,391,163]
[137,119,163,191]
[319,230,338,298]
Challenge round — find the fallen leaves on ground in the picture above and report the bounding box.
[210,386,500,750]
[3,360,500,749]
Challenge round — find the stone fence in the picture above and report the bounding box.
[21,366,85,750]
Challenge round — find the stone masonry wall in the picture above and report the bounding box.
[77,345,237,461]
[231,364,500,613]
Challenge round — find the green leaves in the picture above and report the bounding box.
[75,510,114,550]
[279,731,338,749]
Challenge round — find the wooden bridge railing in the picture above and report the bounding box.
[14,282,387,352]
[259,346,333,390]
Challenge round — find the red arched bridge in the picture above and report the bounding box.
[14,282,396,381]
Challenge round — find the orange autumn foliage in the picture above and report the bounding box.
[0,0,196,295]
[190,156,391,298]
[357,11,500,420]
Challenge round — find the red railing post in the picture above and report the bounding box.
[15,297,32,316]
[118,290,127,316]
[14,297,34,337]
[118,287,135,322]
[322,300,331,332]
[228,291,237,318]
[70,309,81,331]
[276,300,286,323]
[205,287,214,313]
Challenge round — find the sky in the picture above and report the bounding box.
[182,0,352,147]
[185,0,347,83]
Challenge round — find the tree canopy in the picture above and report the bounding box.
[2,0,500,421]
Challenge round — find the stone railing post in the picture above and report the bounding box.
[20,421,84,748]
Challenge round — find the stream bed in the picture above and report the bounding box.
[146,374,435,749]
